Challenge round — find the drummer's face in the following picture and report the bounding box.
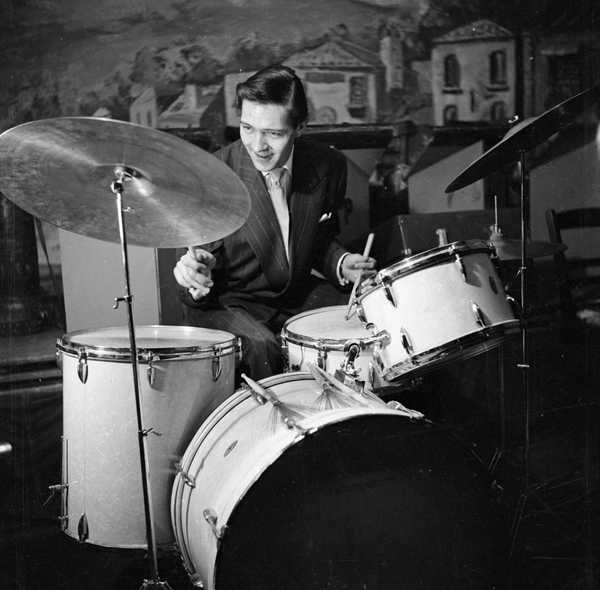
[239,100,300,172]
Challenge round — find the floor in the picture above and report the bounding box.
[0,313,598,589]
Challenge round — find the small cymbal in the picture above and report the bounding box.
[490,238,567,260]
[446,85,600,192]
[0,117,251,248]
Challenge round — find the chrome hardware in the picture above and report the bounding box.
[112,295,130,310]
[212,347,222,381]
[399,328,414,356]
[316,343,327,371]
[146,353,159,387]
[77,349,88,384]
[175,462,196,488]
[242,373,309,434]
[506,294,520,315]
[381,275,397,307]
[203,508,226,541]
[78,513,89,542]
[55,349,63,372]
[454,252,467,281]
[471,301,487,328]
[342,339,361,375]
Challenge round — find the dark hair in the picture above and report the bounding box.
[235,65,308,128]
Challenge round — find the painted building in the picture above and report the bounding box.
[157,83,221,129]
[431,20,516,126]
[284,39,384,125]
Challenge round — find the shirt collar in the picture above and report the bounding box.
[261,147,294,178]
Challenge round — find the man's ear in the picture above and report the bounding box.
[296,122,306,136]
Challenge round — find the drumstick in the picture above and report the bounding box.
[345,232,374,320]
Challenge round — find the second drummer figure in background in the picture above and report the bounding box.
[173,65,376,379]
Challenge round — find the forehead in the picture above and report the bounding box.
[240,100,293,129]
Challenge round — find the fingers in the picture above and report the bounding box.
[188,246,217,269]
[173,254,213,294]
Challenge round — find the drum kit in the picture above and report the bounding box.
[0,86,597,589]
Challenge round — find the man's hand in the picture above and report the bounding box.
[173,247,216,300]
[341,253,376,284]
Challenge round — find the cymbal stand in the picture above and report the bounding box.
[110,167,173,590]
[508,148,532,559]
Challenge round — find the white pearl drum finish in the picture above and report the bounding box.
[281,305,377,382]
[358,241,518,381]
[57,325,238,548]
[170,372,505,590]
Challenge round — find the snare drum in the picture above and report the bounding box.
[358,240,518,381]
[57,325,239,548]
[281,305,378,382]
[171,372,505,590]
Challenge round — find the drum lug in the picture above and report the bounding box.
[77,349,88,384]
[146,353,159,387]
[203,508,226,541]
[175,461,196,488]
[78,513,89,542]
[55,349,63,372]
[471,301,488,328]
[454,252,467,281]
[506,294,521,316]
[212,347,222,381]
[399,329,414,356]
[381,276,397,307]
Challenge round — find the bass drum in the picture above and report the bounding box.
[171,372,506,590]
[57,324,239,548]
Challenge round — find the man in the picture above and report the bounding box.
[173,65,375,379]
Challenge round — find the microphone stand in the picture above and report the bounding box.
[111,167,173,590]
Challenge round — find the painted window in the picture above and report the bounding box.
[348,75,368,119]
[443,104,458,123]
[444,54,460,88]
[490,51,507,86]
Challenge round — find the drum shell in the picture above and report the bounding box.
[170,372,505,590]
[359,241,517,380]
[281,305,374,381]
[58,325,237,548]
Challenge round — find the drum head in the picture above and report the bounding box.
[58,325,236,359]
[214,416,506,590]
[283,305,370,346]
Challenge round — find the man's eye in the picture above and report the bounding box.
[269,131,284,137]
[241,124,252,132]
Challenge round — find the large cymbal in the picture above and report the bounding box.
[446,85,600,192]
[0,117,251,248]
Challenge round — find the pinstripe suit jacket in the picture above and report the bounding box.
[181,137,348,314]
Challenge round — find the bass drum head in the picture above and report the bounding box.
[214,415,506,590]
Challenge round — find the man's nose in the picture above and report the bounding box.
[252,131,268,151]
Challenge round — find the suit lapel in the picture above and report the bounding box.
[288,141,325,276]
[235,145,290,286]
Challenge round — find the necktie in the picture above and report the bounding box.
[266,167,290,262]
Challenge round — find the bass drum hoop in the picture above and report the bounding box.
[170,372,404,587]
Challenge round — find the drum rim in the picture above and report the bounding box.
[358,239,493,300]
[281,305,371,350]
[382,320,519,381]
[57,324,239,361]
